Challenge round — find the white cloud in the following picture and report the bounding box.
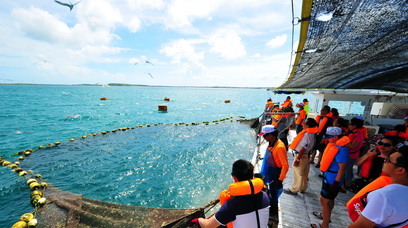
[68,45,126,63]
[209,33,246,60]
[126,17,142,33]
[12,7,72,44]
[266,34,287,49]
[160,39,204,66]
[76,0,122,31]
[165,0,221,30]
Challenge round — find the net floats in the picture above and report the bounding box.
[11,212,38,228]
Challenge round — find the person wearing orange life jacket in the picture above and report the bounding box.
[284,118,318,195]
[310,105,334,167]
[404,116,408,133]
[265,98,273,112]
[348,146,408,228]
[311,127,349,228]
[345,117,365,189]
[263,98,274,124]
[330,108,340,122]
[191,159,270,228]
[385,124,408,141]
[281,96,293,108]
[295,103,307,134]
[258,125,289,224]
[334,117,349,134]
[355,136,400,183]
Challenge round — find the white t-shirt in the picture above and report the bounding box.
[362,184,408,227]
[295,132,315,153]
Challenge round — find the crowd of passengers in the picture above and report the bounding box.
[191,96,408,228]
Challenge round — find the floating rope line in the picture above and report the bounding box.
[1,116,252,227]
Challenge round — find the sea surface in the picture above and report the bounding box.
[0,85,363,227]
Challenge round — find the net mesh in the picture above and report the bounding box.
[281,0,408,93]
[36,186,215,228]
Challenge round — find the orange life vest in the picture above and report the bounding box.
[219,178,265,228]
[281,99,293,107]
[385,130,408,140]
[272,115,281,127]
[289,127,319,150]
[346,175,392,221]
[315,112,333,133]
[320,136,350,172]
[362,127,368,139]
[360,154,376,179]
[295,109,307,125]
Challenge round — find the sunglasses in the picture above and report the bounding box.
[384,156,400,167]
[377,141,392,147]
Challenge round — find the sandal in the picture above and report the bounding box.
[312,212,331,223]
[310,224,322,228]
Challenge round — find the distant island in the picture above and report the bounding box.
[0,83,271,90]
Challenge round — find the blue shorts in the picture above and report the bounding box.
[320,178,340,200]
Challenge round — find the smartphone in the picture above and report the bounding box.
[369,144,376,150]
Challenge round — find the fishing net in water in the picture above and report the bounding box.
[15,118,259,228]
[35,185,217,228]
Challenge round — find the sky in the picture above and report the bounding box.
[0,0,302,87]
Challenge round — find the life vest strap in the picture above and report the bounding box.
[248,180,261,228]
[326,170,338,173]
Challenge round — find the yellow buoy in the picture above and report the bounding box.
[31,190,43,198]
[27,219,37,227]
[41,182,48,189]
[19,213,34,222]
[11,221,27,228]
[19,171,28,176]
[27,219,38,227]
[29,182,41,190]
[37,197,46,206]
[27,179,37,185]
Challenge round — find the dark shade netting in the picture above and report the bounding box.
[36,185,216,228]
[281,0,408,93]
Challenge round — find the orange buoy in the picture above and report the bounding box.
[224,100,231,103]
[100,97,107,100]
[158,105,168,112]
[164,97,170,101]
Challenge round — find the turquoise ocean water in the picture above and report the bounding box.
[0,85,362,227]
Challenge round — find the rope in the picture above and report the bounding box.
[286,0,296,78]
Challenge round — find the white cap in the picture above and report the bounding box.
[326,127,342,136]
[258,125,277,136]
